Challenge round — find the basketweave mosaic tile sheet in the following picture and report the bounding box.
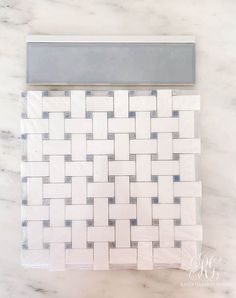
[21,90,202,271]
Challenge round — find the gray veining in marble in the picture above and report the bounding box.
[0,0,236,297]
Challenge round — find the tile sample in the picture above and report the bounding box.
[21,90,202,271]
[27,36,195,85]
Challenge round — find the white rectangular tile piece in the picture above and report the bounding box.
[27,221,43,249]
[115,220,131,247]
[27,91,43,118]
[43,96,70,112]
[138,242,153,270]
[110,248,137,264]
[27,178,43,205]
[27,135,42,161]
[158,133,173,159]
[66,249,93,266]
[157,90,172,117]
[49,156,65,183]
[86,96,113,112]
[130,96,156,111]
[93,113,107,139]
[21,89,201,271]
[114,90,128,117]
[49,113,64,139]
[71,90,86,118]
[154,248,181,264]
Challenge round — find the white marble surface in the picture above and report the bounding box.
[0,0,235,297]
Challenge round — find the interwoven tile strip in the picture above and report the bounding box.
[21,90,202,270]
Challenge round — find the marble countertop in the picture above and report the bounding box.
[0,0,235,297]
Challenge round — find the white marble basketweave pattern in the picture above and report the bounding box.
[21,90,202,271]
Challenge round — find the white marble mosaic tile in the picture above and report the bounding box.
[21,90,202,271]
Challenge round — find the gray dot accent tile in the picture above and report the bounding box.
[87,220,94,227]
[65,176,72,183]
[43,198,50,206]
[173,153,180,160]
[64,133,71,140]
[108,133,115,140]
[86,91,92,96]
[109,242,116,248]
[65,155,72,161]
[150,111,157,118]
[64,112,71,118]
[173,175,180,182]
[108,155,115,161]
[86,154,94,161]
[22,220,27,227]
[43,176,50,184]
[87,242,94,249]
[152,241,159,248]
[129,154,136,161]
[86,133,93,140]
[152,197,159,204]
[174,219,181,226]
[65,242,72,249]
[22,242,28,250]
[151,154,159,161]
[21,133,27,140]
[86,197,94,205]
[43,220,50,227]
[174,240,181,248]
[86,111,93,119]
[172,132,179,139]
[174,197,181,204]
[129,111,136,118]
[65,90,71,96]
[43,243,50,249]
[172,110,179,117]
[151,175,158,182]
[42,112,49,119]
[172,90,177,96]
[42,155,50,161]
[152,219,159,226]
[86,176,93,183]
[151,90,157,96]
[130,197,137,204]
[130,219,137,226]
[43,91,49,96]
[128,90,135,97]
[108,197,115,204]
[108,219,115,226]
[21,155,27,161]
[42,133,49,140]
[107,111,114,118]
[65,198,72,205]
[129,133,136,140]
[108,175,115,182]
[130,241,138,248]
[150,132,158,139]
[129,175,136,182]
[65,220,72,227]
